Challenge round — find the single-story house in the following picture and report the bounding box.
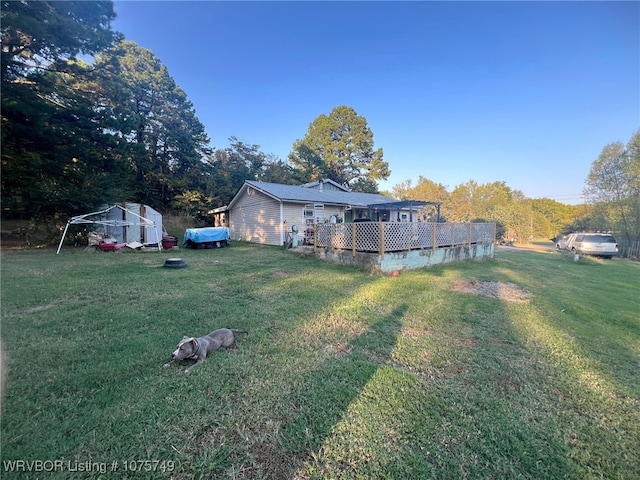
[213,179,440,246]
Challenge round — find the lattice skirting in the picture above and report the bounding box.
[315,222,495,253]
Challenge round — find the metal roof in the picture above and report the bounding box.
[366,200,441,209]
[241,180,395,207]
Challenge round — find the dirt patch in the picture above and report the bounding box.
[272,271,291,279]
[451,278,532,303]
[495,374,522,393]
[323,343,352,357]
[403,327,430,339]
[495,243,555,253]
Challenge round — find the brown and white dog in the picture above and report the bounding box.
[164,328,248,374]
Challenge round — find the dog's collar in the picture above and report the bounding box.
[189,338,201,359]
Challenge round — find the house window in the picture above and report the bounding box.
[304,205,314,225]
[401,213,408,222]
[304,204,325,224]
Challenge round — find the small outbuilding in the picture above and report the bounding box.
[56,203,163,254]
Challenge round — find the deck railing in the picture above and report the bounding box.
[314,222,495,257]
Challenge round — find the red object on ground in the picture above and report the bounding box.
[162,235,178,249]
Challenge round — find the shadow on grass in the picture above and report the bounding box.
[455,298,579,478]
[498,250,640,397]
[275,304,408,474]
[446,251,640,478]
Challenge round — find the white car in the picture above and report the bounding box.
[555,235,571,251]
[567,233,619,258]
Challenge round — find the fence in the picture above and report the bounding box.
[314,222,495,257]
[619,240,640,259]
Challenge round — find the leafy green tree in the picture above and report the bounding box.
[208,138,302,205]
[289,106,390,191]
[586,142,628,204]
[448,181,531,241]
[392,176,451,221]
[585,130,640,244]
[287,144,329,182]
[349,177,380,194]
[1,1,118,82]
[170,190,212,223]
[448,180,499,223]
[208,138,266,204]
[389,180,413,201]
[259,154,302,184]
[400,177,449,201]
[390,174,595,240]
[1,1,120,219]
[91,41,212,211]
[529,198,580,239]
[625,130,640,241]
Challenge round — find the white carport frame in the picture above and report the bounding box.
[56,204,162,254]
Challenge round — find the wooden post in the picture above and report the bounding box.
[468,223,472,248]
[379,221,385,260]
[432,223,437,253]
[352,222,357,257]
[313,224,317,253]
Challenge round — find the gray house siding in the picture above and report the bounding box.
[229,194,350,247]
[226,180,420,247]
[282,203,345,229]
[301,179,348,192]
[229,186,282,245]
[231,198,346,246]
[282,203,305,230]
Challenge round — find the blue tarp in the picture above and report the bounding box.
[183,227,230,245]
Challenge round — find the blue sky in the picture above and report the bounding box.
[112,1,639,203]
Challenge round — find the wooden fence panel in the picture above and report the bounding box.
[620,240,640,259]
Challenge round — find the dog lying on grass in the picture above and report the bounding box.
[164,328,248,374]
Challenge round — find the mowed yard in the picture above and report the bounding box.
[1,243,638,479]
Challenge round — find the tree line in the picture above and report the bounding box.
[2,2,638,251]
[1,2,390,224]
[391,129,639,251]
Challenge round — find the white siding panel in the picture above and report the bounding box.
[230,189,351,246]
[282,203,306,229]
[282,204,345,228]
[229,189,282,245]
[321,206,345,223]
[139,204,163,244]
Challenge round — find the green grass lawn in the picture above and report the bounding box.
[1,243,639,479]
